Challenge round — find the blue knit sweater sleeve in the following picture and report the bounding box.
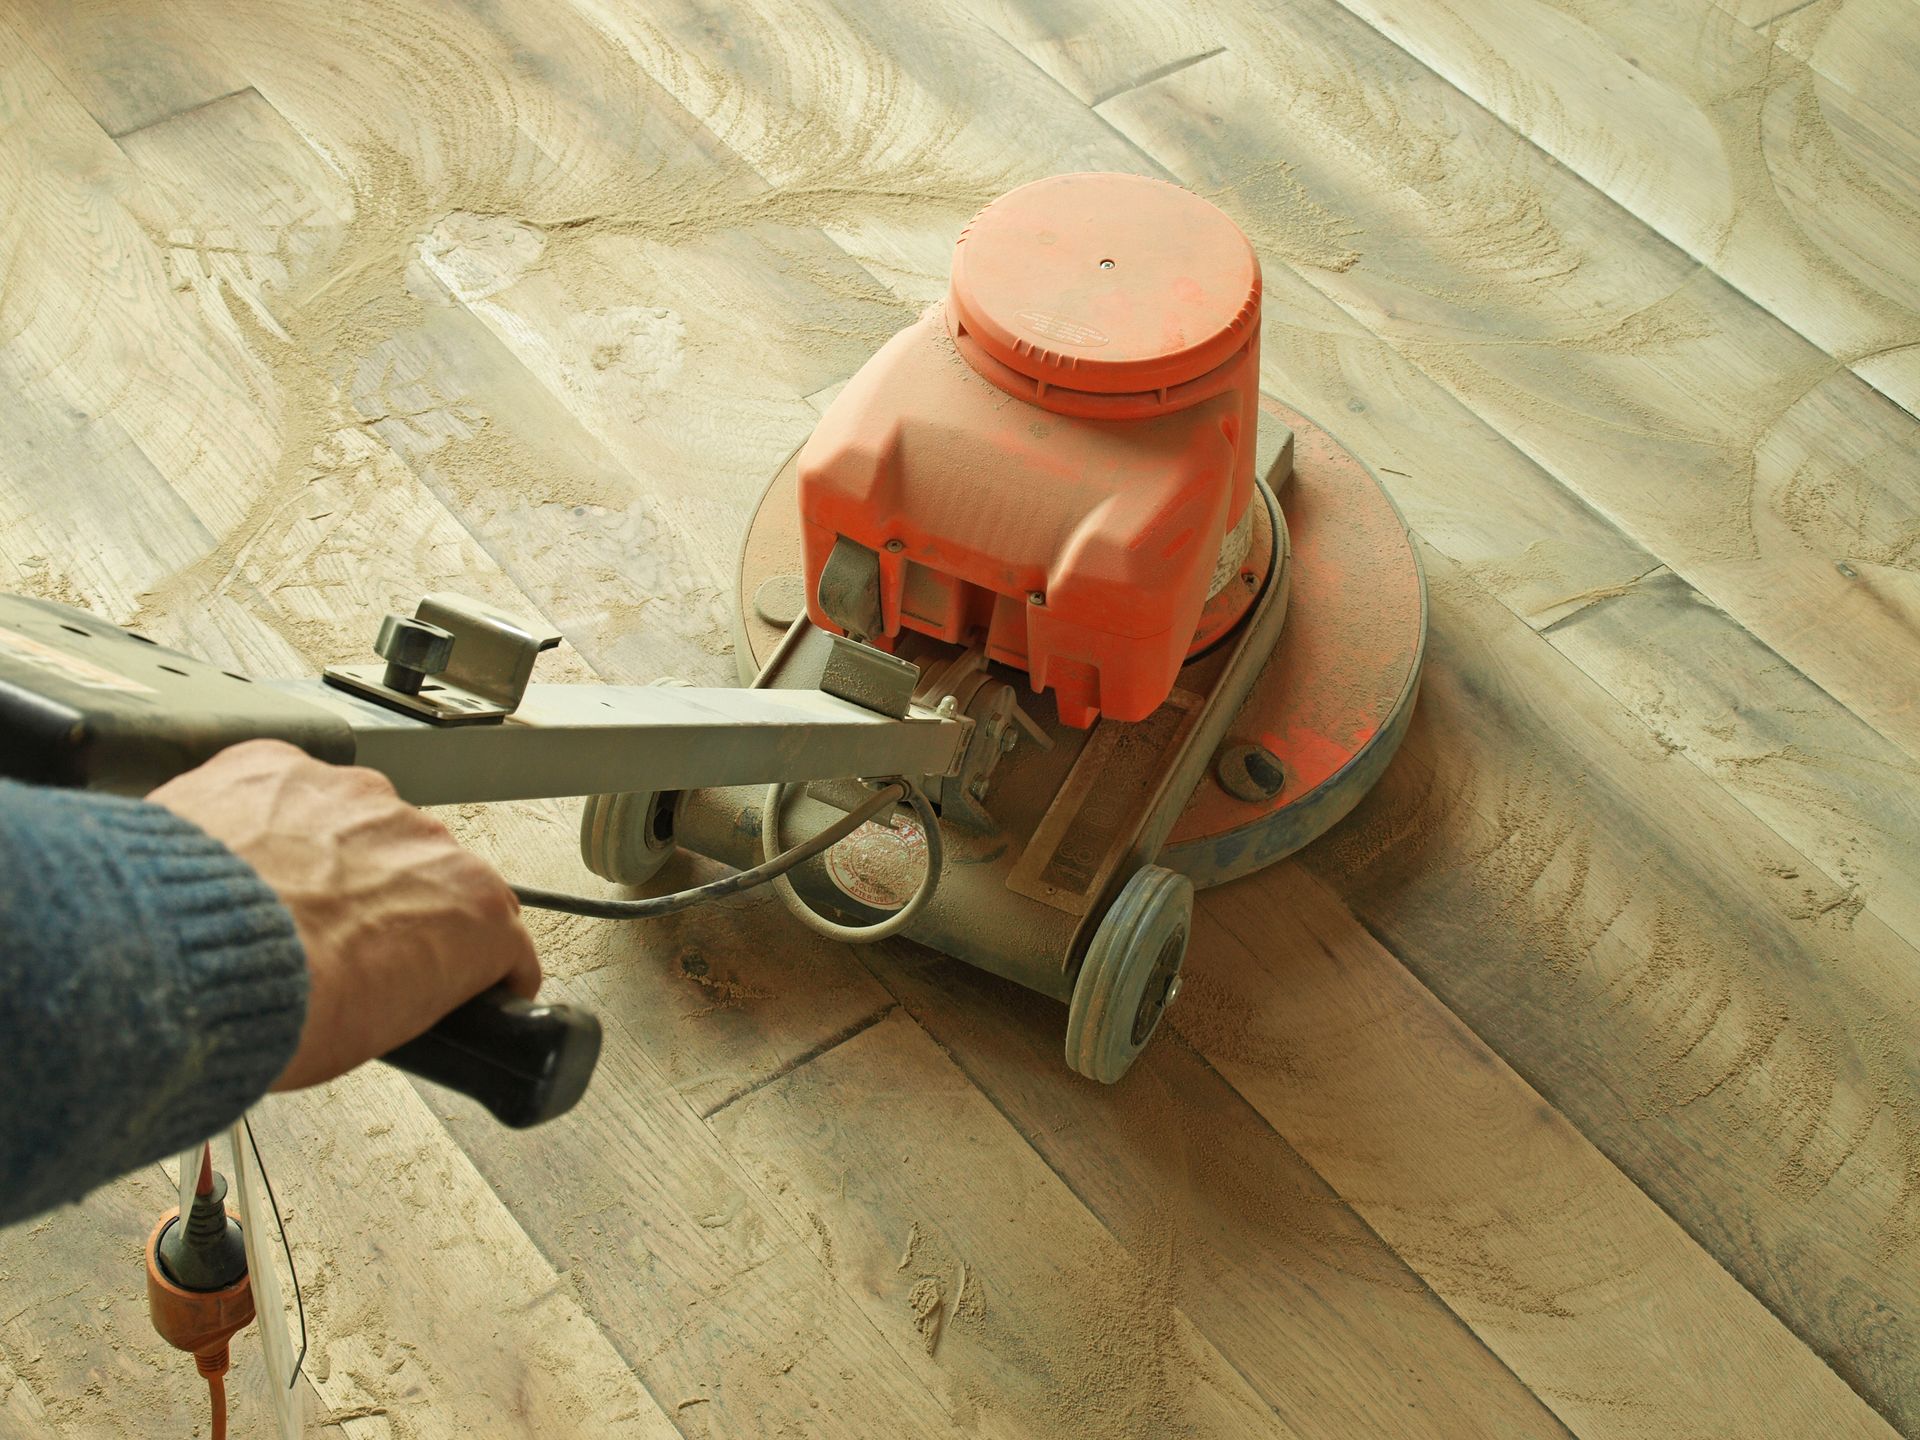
[0,781,308,1225]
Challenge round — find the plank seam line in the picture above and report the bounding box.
[698,1002,898,1120]
[1537,563,1671,634]
[1760,0,1831,26]
[107,86,260,141]
[1088,47,1227,110]
[1320,898,1904,1432]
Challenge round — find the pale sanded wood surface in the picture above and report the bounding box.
[0,1,1916,1436]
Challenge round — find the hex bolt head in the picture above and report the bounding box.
[1214,742,1287,803]
[375,614,455,695]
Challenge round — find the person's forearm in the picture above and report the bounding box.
[0,781,307,1226]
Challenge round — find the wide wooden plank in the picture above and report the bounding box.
[1763,0,1920,216]
[0,28,292,560]
[1184,860,1897,1440]
[251,1064,681,1438]
[864,946,1576,1439]
[709,1007,1294,1438]
[1765,2,1920,404]
[1322,0,1920,416]
[574,0,1119,300]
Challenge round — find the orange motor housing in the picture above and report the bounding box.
[798,172,1263,727]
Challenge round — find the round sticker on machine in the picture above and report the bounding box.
[826,814,929,912]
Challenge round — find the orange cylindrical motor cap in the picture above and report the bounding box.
[947,172,1260,400]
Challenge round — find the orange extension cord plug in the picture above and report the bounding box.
[145,1146,255,1440]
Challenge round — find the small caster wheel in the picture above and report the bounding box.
[1065,864,1193,1083]
[580,790,678,886]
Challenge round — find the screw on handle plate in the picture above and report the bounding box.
[380,987,602,1127]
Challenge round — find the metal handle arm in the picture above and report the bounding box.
[285,680,968,806]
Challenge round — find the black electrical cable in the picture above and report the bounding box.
[242,1116,307,1390]
[510,779,911,920]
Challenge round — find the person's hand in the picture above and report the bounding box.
[149,739,541,1091]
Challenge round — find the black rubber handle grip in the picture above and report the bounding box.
[381,987,602,1127]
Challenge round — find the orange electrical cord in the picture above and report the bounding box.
[204,1368,228,1440]
[195,1346,231,1440]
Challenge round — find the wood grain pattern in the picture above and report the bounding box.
[2,0,1917,1434]
[1188,861,1900,1440]
[1323,0,1920,416]
[862,945,1577,1440]
[1540,566,1920,951]
[1772,0,1920,147]
[1301,543,1920,1429]
[0,33,678,1435]
[708,1008,1291,1439]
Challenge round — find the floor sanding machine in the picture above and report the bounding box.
[0,172,1425,1116]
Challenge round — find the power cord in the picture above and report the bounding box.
[243,1117,307,1391]
[760,779,942,942]
[511,779,914,920]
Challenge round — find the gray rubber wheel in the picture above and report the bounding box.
[580,791,677,886]
[1065,865,1194,1084]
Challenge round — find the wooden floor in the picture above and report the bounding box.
[3,0,1918,1435]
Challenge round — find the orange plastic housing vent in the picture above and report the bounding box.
[798,172,1263,726]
